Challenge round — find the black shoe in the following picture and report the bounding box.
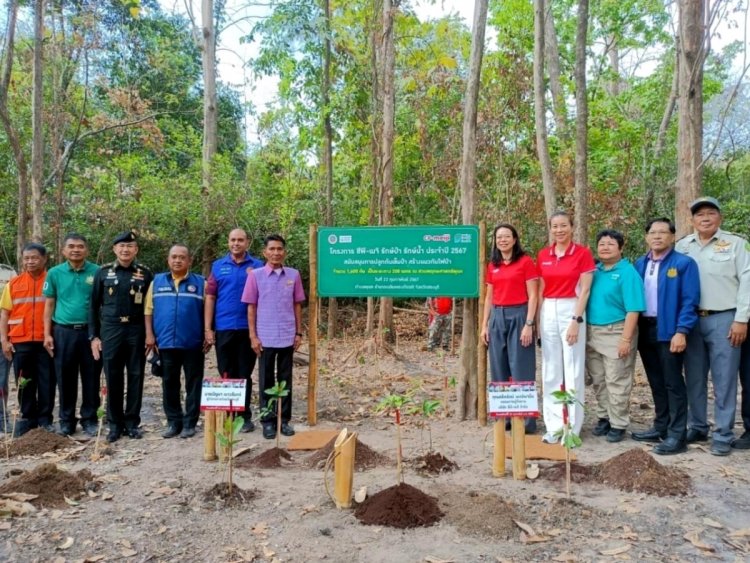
[592,418,611,437]
[606,428,626,443]
[162,424,182,439]
[125,427,144,439]
[280,422,295,436]
[57,423,75,436]
[262,424,276,440]
[41,424,56,433]
[107,429,121,443]
[179,427,196,439]
[81,423,98,437]
[653,437,687,455]
[710,441,731,456]
[686,428,709,443]
[732,431,750,449]
[241,419,255,433]
[631,427,667,442]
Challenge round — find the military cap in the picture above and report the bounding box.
[689,196,721,214]
[112,231,137,245]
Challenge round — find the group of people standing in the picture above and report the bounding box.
[0,228,305,443]
[483,197,750,456]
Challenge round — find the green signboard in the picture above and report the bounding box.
[318,226,480,297]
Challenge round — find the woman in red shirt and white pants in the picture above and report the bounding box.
[536,212,595,443]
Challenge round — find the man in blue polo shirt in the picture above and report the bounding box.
[204,229,263,432]
[586,229,646,443]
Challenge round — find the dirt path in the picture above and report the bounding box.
[2,333,750,562]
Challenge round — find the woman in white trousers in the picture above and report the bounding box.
[536,212,595,443]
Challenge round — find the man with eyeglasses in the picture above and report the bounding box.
[675,197,750,456]
[632,218,699,455]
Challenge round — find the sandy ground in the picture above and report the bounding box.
[2,330,750,563]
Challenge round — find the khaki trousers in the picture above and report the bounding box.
[586,323,638,429]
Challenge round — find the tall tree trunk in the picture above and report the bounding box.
[676,0,706,237]
[321,0,338,340]
[573,0,589,244]
[0,0,29,262]
[31,0,45,243]
[377,0,396,344]
[456,0,488,421]
[534,0,557,221]
[543,0,566,137]
[606,36,621,97]
[201,0,218,274]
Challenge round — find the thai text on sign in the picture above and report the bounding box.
[488,381,540,418]
[200,379,246,412]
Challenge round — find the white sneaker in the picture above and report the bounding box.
[542,432,560,444]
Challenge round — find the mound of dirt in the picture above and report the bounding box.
[202,483,256,507]
[411,452,458,475]
[437,488,517,540]
[0,463,95,508]
[307,437,390,471]
[594,448,691,496]
[7,428,78,457]
[236,447,293,469]
[354,483,444,529]
[542,461,596,483]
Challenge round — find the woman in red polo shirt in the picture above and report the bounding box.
[481,224,539,433]
[536,211,595,443]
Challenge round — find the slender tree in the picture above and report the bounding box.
[202,0,218,273]
[456,0,488,420]
[573,0,589,244]
[544,0,567,137]
[534,0,557,221]
[30,0,44,243]
[322,0,337,339]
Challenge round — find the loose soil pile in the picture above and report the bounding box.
[0,463,94,508]
[595,448,691,496]
[410,451,458,475]
[437,488,518,540]
[354,483,444,529]
[202,483,256,507]
[236,447,293,469]
[542,448,691,496]
[6,428,78,457]
[307,437,390,471]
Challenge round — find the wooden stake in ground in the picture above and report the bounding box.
[308,224,319,426]
[492,419,506,477]
[334,428,357,509]
[203,411,217,461]
[511,416,526,480]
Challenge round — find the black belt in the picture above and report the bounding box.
[697,308,735,317]
[493,304,526,309]
[57,323,88,330]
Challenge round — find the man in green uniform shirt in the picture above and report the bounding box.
[43,233,102,437]
[89,231,153,443]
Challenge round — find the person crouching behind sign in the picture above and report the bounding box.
[145,245,207,439]
[585,230,645,443]
[241,235,305,440]
[481,224,539,433]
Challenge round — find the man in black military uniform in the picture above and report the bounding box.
[89,232,153,443]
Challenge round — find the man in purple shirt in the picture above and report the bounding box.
[241,234,305,440]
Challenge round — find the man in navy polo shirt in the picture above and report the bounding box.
[204,229,263,432]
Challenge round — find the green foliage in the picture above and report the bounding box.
[215,415,245,448]
[376,393,412,413]
[408,399,441,418]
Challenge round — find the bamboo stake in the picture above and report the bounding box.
[492,419,506,477]
[477,220,487,426]
[216,411,228,462]
[308,224,319,426]
[511,416,526,480]
[203,410,217,461]
[334,428,357,509]
[396,408,404,484]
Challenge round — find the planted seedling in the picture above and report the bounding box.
[551,387,583,499]
[261,381,289,449]
[10,373,29,441]
[215,411,244,495]
[409,399,441,453]
[375,393,412,484]
[443,375,457,417]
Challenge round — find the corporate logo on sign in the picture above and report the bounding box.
[423,234,451,242]
[328,234,353,245]
[454,233,472,243]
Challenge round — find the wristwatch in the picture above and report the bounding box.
[525,319,535,326]
[572,316,584,324]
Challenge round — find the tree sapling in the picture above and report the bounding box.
[376,393,412,484]
[262,381,289,449]
[215,409,244,495]
[552,387,583,499]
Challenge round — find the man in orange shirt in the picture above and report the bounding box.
[0,243,55,436]
[427,297,453,352]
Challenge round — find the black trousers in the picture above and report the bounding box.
[160,348,204,429]
[215,330,256,415]
[54,324,102,427]
[258,346,293,424]
[12,342,55,426]
[740,339,750,432]
[101,323,145,431]
[637,318,687,440]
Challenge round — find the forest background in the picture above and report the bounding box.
[1,0,749,286]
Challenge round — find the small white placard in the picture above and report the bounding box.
[200,378,246,411]
[488,382,540,418]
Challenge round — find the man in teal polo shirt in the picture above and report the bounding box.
[586,229,646,443]
[43,233,102,437]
